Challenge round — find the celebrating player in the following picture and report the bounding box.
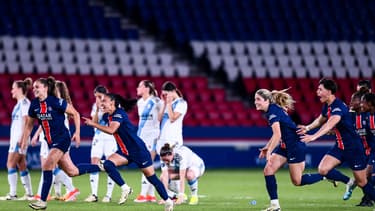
[298,78,375,205]
[82,92,174,211]
[84,85,117,203]
[255,88,326,211]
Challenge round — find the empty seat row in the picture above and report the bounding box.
[1,51,173,66]
[1,37,157,54]
[192,41,375,57]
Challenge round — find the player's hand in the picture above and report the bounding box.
[30,136,39,147]
[258,147,267,159]
[175,193,185,205]
[71,132,80,148]
[19,140,28,155]
[301,134,316,143]
[296,125,308,135]
[82,117,93,126]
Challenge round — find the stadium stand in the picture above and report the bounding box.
[0,0,374,129]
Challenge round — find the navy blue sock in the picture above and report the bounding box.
[77,164,100,175]
[300,173,324,186]
[103,160,125,186]
[146,174,169,200]
[41,171,53,201]
[325,169,350,184]
[362,182,375,200]
[265,175,278,200]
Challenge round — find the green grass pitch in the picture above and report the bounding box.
[0,168,370,210]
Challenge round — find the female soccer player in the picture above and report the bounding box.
[159,143,205,205]
[255,88,325,211]
[357,92,375,206]
[19,76,81,210]
[298,78,375,205]
[134,80,161,203]
[30,80,80,202]
[157,81,187,154]
[84,85,117,203]
[82,92,174,211]
[0,77,34,201]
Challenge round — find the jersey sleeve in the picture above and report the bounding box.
[330,102,344,117]
[267,105,281,125]
[20,99,30,117]
[174,100,187,115]
[111,109,125,124]
[54,98,68,113]
[90,103,97,117]
[28,100,37,118]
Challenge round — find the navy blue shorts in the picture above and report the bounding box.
[327,146,367,171]
[273,141,306,164]
[48,135,71,154]
[367,151,375,166]
[117,149,153,169]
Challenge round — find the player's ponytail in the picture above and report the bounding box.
[14,77,33,95]
[271,88,295,111]
[142,80,158,96]
[106,93,137,112]
[56,80,72,104]
[160,143,173,157]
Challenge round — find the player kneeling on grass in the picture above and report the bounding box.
[159,143,205,205]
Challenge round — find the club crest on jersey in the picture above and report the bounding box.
[59,99,64,105]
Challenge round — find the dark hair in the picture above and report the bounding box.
[362,93,375,108]
[106,93,137,112]
[319,78,337,94]
[94,85,108,95]
[358,80,371,89]
[55,80,72,104]
[14,77,33,95]
[161,81,182,97]
[141,80,157,96]
[37,76,57,97]
[160,143,173,157]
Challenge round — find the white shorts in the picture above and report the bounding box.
[9,135,29,154]
[156,139,183,155]
[90,135,117,158]
[139,132,158,152]
[40,139,49,159]
[189,162,205,178]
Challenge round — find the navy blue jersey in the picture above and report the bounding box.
[322,99,362,150]
[103,108,149,156]
[265,104,300,149]
[365,113,375,148]
[351,111,374,155]
[28,96,69,144]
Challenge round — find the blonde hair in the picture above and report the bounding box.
[255,88,295,111]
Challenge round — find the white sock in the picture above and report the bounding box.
[90,173,99,196]
[188,179,198,196]
[105,176,115,197]
[20,170,33,196]
[146,182,155,197]
[8,168,17,196]
[169,180,180,194]
[37,173,43,196]
[54,169,74,192]
[121,183,130,191]
[271,199,280,207]
[140,174,149,196]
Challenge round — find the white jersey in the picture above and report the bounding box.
[161,146,205,174]
[90,103,117,158]
[9,97,30,153]
[158,97,187,149]
[137,96,161,150]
